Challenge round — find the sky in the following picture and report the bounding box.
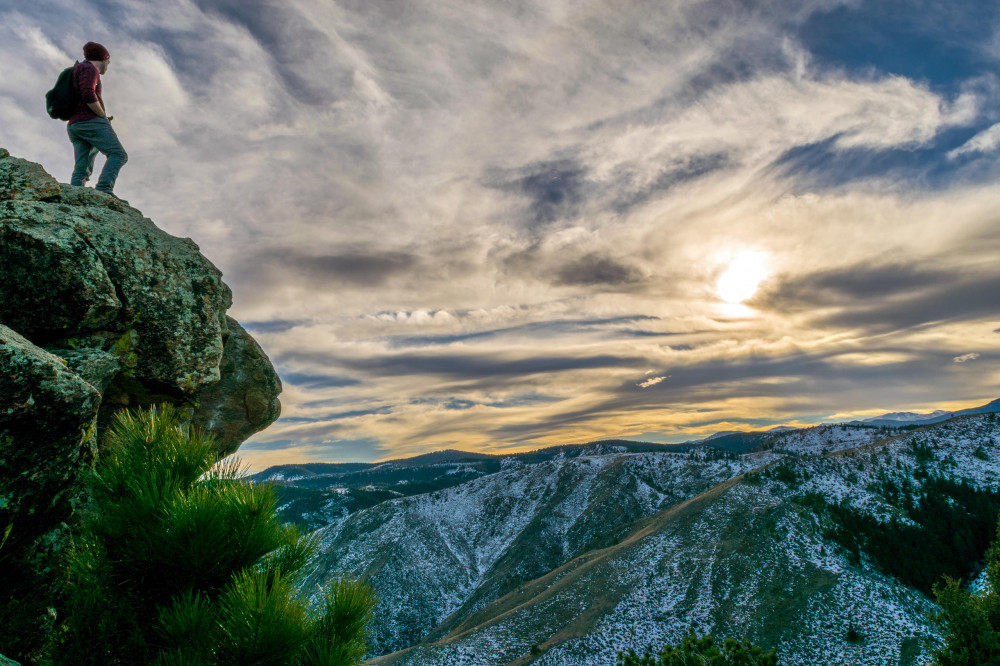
[2,0,999,470]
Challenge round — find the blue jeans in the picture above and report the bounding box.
[67,118,128,193]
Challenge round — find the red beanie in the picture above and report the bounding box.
[83,42,110,61]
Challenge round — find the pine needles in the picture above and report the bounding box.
[57,405,375,665]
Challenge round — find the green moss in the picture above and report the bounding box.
[110,330,138,372]
[179,373,197,392]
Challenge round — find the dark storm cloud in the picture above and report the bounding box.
[553,254,643,287]
[386,316,659,348]
[485,159,589,230]
[235,248,418,287]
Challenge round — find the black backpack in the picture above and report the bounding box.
[45,63,80,120]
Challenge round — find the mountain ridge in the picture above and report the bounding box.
[291,411,1000,665]
[254,397,1000,480]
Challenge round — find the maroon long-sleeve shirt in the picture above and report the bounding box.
[67,61,103,126]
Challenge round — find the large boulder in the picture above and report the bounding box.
[0,150,280,443]
[192,317,283,456]
[0,149,282,660]
[0,188,231,392]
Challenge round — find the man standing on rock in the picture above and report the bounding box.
[67,42,127,199]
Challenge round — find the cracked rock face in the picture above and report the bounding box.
[0,149,282,659]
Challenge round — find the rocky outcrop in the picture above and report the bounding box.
[0,149,282,661]
[0,149,280,452]
[192,317,283,452]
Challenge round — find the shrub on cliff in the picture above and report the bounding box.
[56,405,374,665]
[617,629,778,665]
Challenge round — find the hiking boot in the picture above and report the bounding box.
[97,189,129,206]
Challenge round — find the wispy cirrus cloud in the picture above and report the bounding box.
[2,0,999,467]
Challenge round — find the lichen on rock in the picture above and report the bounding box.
[0,149,61,202]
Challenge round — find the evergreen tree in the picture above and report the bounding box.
[617,629,778,665]
[56,405,375,665]
[930,517,1000,665]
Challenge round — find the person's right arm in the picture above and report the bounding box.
[86,101,108,119]
[79,65,112,120]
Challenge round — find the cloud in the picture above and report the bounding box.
[554,253,643,287]
[953,352,980,363]
[233,248,419,288]
[385,316,658,348]
[317,350,641,380]
[484,159,589,231]
[949,123,1000,159]
[3,0,999,468]
[821,273,1000,332]
[638,376,668,389]
[609,152,732,214]
[281,372,361,389]
[757,262,959,311]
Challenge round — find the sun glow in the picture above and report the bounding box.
[716,251,769,303]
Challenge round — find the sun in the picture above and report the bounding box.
[716,251,769,304]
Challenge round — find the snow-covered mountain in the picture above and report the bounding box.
[357,414,1000,665]
[864,410,951,423]
[847,398,1000,428]
[251,399,1000,664]
[301,447,780,656]
[277,411,1000,666]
